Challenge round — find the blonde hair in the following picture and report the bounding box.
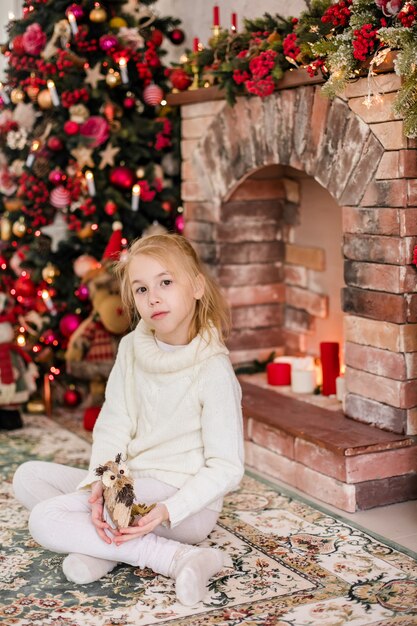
[114,233,231,343]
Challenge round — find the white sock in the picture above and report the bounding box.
[62,553,118,585]
[172,547,224,606]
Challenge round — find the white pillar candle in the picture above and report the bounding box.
[336,375,345,401]
[25,140,40,168]
[131,184,140,211]
[47,80,60,106]
[85,170,96,196]
[291,369,316,394]
[41,289,56,314]
[119,58,129,84]
[68,12,78,35]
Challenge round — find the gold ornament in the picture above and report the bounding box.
[3,197,23,212]
[89,5,107,23]
[37,89,53,109]
[109,16,127,29]
[12,216,26,238]
[11,88,25,104]
[1,213,11,241]
[105,69,121,88]
[42,261,60,284]
[78,223,94,239]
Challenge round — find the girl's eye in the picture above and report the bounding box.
[136,286,146,294]
[162,279,172,286]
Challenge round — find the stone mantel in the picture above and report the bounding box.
[167,68,324,107]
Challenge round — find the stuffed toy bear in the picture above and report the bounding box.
[0,292,38,430]
[65,265,130,429]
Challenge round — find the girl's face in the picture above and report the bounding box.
[128,253,204,345]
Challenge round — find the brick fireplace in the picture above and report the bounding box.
[168,69,417,510]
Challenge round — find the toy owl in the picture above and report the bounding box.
[95,453,155,529]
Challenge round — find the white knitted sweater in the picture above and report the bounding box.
[77,320,245,527]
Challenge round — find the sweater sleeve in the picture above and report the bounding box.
[161,355,245,527]
[77,335,137,490]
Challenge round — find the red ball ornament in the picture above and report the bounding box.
[63,387,82,407]
[59,313,82,338]
[42,329,59,345]
[143,83,164,106]
[75,284,89,301]
[63,120,79,135]
[49,169,65,185]
[150,28,164,47]
[161,200,172,212]
[12,35,25,56]
[104,200,118,215]
[47,136,64,151]
[170,68,192,91]
[14,275,36,298]
[168,28,185,45]
[109,166,135,190]
[123,95,136,109]
[99,34,119,52]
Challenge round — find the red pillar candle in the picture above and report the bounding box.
[320,342,340,396]
[213,5,220,26]
[193,37,199,52]
[231,12,237,31]
[267,362,291,386]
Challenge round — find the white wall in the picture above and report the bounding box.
[0,0,20,78]
[156,0,307,62]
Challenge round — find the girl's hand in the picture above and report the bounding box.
[114,503,169,545]
[88,481,115,544]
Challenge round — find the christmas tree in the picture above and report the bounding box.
[0,0,184,406]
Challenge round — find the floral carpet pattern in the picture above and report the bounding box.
[1,415,417,626]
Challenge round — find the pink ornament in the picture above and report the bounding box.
[22,23,47,56]
[109,166,135,190]
[143,83,164,106]
[50,185,71,209]
[66,3,84,20]
[59,312,82,338]
[64,120,79,135]
[43,329,59,345]
[99,34,119,52]
[123,95,136,109]
[47,136,64,151]
[49,169,65,185]
[75,283,89,301]
[73,254,101,278]
[175,214,184,234]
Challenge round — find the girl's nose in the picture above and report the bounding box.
[148,290,160,305]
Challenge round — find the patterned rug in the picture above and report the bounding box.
[1,415,417,626]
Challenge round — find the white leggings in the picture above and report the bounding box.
[13,461,219,577]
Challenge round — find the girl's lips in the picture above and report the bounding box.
[151,311,168,320]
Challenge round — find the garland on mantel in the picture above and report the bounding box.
[175,0,417,138]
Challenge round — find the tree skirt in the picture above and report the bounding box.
[1,415,417,626]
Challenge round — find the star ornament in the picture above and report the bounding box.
[41,212,68,252]
[70,145,95,169]
[99,143,120,170]
[84,62,106,89]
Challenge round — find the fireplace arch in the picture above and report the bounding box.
[174,74,417,435]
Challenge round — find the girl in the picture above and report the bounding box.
[13,233,245,606]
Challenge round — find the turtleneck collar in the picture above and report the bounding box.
[133,319,228,374]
